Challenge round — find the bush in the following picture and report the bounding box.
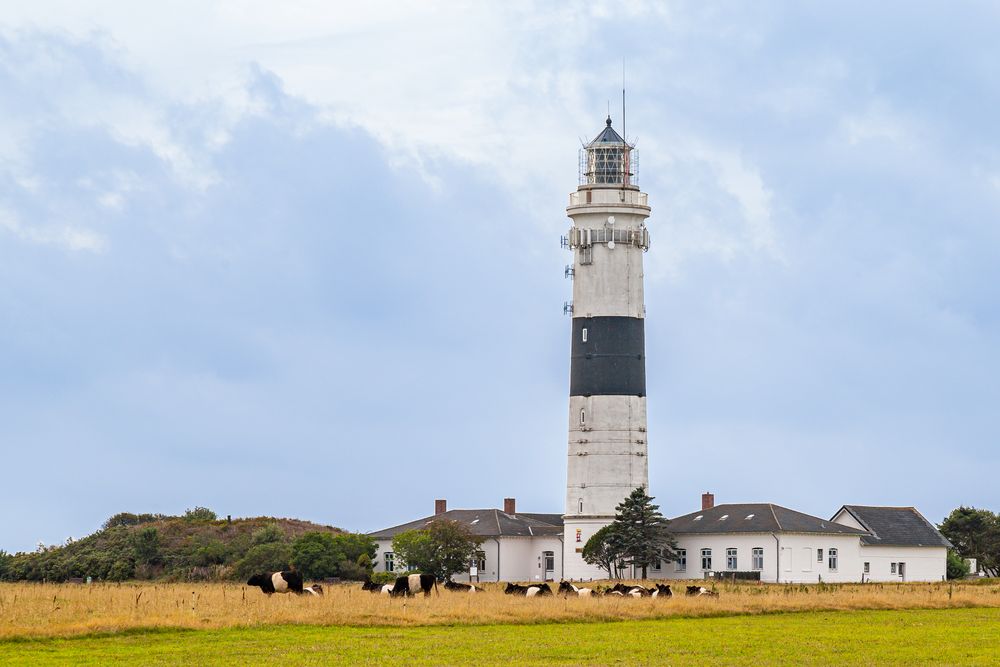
[183,507,217,522]
[251,524,285,546]
[947,549,971,579]
[131,527,161,566]
[234,542,292,580]
[369,570,398,585]
[107,559,135,581]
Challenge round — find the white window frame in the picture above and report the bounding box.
[701,548,712,571]
[891,562,897,574]
[817,548,823,563]
[828,548,838,571]
[582,328,588,342]
[675,549,686,572]
[752,547,764,571]
[385,552,395,573]
[726,548,737,570]
[863,561,870,574]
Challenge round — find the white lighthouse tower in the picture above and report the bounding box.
[563,116,651,580]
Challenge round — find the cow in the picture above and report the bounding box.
[557,581,594,597]
[390,573,438,597]
[303,584,324,596]
[603,582,649,597]
[504,582,552,597]
[685,585,718,597]
[247,571,304,595]
[361,580,394,596]
[651,583,672,598]
[443,580,480,593]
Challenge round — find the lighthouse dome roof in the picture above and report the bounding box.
[588,116,626,146]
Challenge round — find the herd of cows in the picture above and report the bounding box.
[246,570,719,600]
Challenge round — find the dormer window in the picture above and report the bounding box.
[719,514,729,521]
[693,515,703,521]
[745,514,755,520]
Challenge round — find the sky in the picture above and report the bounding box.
[2,2,999,553]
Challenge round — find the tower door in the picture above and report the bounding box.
[543,551,555,581]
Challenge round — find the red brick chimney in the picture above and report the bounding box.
[435,499,447,515]
[503,498,516,515]
[702,492,715,511]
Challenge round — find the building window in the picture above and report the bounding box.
[470,550,486,571]
[578,499,584,514]
[652,550,662,571]
[582,328,588,342]
[752,548,764,571]
[726,548,737,570]
[543,551,555,573]
[580,409,586,425]
[675,549,686,572]
[817,548,823,563]
[864,562,870,574]
[701,548,712,571]
[891,562,897,574]
[385,552,395,573]
[828,548,838,571]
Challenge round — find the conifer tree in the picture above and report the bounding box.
[612,487,678,579]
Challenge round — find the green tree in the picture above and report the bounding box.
[610,487,678,579]
[939,507,1000,576]
[235,542,292,579]
[582,525,625,579]
[291,532,343,579]
[391,520,482,580]
[131,527,161,566]
[946,549,971,579]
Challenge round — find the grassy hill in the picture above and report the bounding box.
[0,509,349,582]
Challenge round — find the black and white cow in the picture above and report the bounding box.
[557,581,594,597]
[362,579,394,595]
[443,580,480,593]
[652,583,672,598]
[247,570,304,595]
[603,582,649,597]
[303,584,324,596]
[504,582,552,597]
[390,573,438,597]
[685,585,718,597]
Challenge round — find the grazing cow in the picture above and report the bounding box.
[303,584,324,596]
[247,571,304,595]
[362,580,395,596]
[504,582,552,597]
[651,583,672,598]
[443,580,479,593]
[558,581,594,597]
[685,585,718,597]
[390,573,438,597]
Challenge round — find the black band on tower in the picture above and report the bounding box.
[570,316,645,397]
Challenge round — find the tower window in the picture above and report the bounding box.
[578,499,583,513]
[580,409,586,425]
[581,328,588,342]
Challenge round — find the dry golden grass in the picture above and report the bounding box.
[1,579,998,639]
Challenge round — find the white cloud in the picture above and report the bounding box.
[0,207,107,253]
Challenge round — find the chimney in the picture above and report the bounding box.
[702,492,715,511]
[503,498,516,515]
[435,499,447,515]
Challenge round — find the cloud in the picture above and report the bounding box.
[0,206,106,252]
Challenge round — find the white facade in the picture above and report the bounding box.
[373,536,563,583]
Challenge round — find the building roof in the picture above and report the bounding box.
[667,503,870,536]
[589,116,626,146]
[368,509,563,540]
[834,506,953,548]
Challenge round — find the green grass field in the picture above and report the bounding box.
[2,607,998,666]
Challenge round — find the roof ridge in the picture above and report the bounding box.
[769,504,782,531]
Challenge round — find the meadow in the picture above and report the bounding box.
[1,579,998,639]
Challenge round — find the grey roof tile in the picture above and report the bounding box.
[368,509,562,540]
[835,506,952,548]
[667,503,869,536]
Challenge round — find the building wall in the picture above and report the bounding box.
[373,536,563,583]
[654,533,866,584]
[858,545,947,582]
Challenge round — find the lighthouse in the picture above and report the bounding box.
[563,116,651,580]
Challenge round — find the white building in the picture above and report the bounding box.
[369,499,563,583]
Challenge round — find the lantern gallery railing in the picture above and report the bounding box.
[565,226,650,251]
